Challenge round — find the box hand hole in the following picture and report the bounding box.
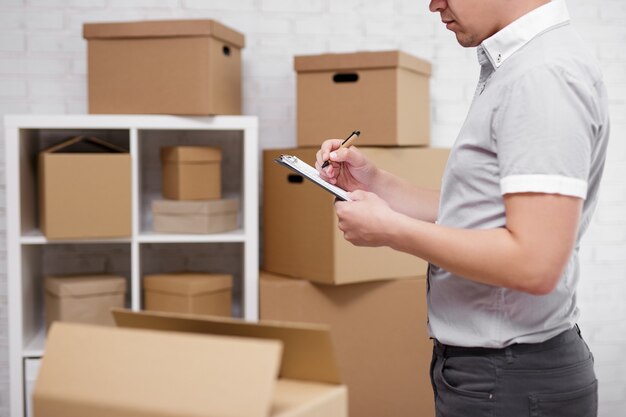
[333,73,359,83]
[288,174,304,184]
[223,45,231,56]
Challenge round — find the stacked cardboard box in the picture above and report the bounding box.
[261,50,448,417]
[83,19,245,115]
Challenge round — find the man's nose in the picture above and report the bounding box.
[429,0,447,13]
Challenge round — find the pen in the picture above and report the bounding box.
[321,130,361,169]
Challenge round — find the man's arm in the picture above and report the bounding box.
[337,191,582,295]
[369,169,440,223]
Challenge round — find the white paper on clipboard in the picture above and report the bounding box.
[274,155,351,201]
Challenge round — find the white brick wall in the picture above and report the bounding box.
[0,1,624,416]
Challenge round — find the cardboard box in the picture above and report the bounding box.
[83,19,244,115]
[260,272,433,417]
[39,136,131,239]
[295,50,431,146]
[263,147,449,284]
[45,275,127,328]
[161,146,222,200]
[152,197,239,234]
[143,272,233,316]
[33,309,348,417]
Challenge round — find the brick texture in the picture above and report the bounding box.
[0,1,625,417]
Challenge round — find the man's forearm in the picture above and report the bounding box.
[386,214,560,295]
[369,169,440,223]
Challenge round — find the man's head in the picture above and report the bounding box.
[429,0,551,47]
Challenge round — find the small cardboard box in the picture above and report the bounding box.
[83,19,244,115]
[45,275,127,328]
[143,272,233,316]
[161,146,222,200]
[33,309,348,417]
[260,272,433,417]
[263,147,449,284]
[39,136,131,240]
[295,50,431,146]
[152,197,239,234]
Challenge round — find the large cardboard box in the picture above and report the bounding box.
[260,272,433,417]
[143,272,233,316]
[295,50,431,147]
[263,147,449,284]
[39,136,131,239]
[161,146,222,200]
[45,275,127,328]
[33,309,348,417]
[152,197,239,234]
[83,19,244,115]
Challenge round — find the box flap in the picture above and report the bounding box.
[83,19,245,47]
[294,50,432,76]
[45,275,126,297]
[113,308,342,384]
[143,273,233,296]
[152,197,239,215]
[41,136,127,154]
[161,145,223,163]
[35,322,281,417]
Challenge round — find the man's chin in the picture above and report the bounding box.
[455,33,479,48]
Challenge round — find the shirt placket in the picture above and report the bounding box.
[475,47,495,97]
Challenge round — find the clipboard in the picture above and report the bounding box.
[274,155,351,201]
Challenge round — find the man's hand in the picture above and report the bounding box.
[334,190,397,247]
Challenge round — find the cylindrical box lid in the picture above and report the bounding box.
[45,275,127,297]
[294,50,432,76]
[83,19,245,48]
[160,146,222,164]
[144,273,233,296]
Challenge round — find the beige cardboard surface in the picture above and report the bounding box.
[113,308,342,384]
[152,198,239,234]
[271,381,348,417]
[161,146,222,200]
[84,20,243,115]
[295,50,431,146]
[44,275,127,329]
[263,147,449,284]
[260,272,433,417]
[39,136,131,240]
[143,273,233,316]
[34,322,282,417]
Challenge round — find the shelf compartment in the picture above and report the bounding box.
[139,242,244,318]
[20,243,132,356]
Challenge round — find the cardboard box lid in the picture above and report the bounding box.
[294,50,432,76]
[113,308,342,384]
[152,197,239,215]
[83,19,245,48]
[160,146,222,163]
[45,275,126,297]
[41,135,128,155]
[143,273,233,296]
[35,322,281,417]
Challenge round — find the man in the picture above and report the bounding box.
[315,0,609,416]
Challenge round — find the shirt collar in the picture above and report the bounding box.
[479,0,571,69]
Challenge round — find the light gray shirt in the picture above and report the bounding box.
[428,0,610,348]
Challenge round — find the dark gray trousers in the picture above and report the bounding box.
[430,326,598,417]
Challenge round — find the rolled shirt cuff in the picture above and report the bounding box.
[500,174,588,199]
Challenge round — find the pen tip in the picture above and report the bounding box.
[354,130,360,136]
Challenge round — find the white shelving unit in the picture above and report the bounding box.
[5,114,259,417]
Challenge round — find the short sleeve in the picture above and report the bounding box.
[495,66,595,199]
